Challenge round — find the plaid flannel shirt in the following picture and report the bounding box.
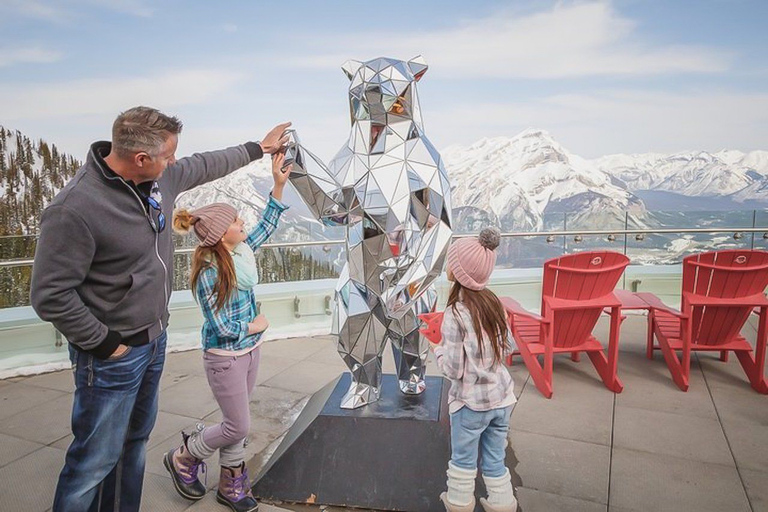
[432,302,516,413]
[197,194,288,351]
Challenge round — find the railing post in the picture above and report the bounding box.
[562,213,567,255]
[623,211,629,289]
[752,210,757,250]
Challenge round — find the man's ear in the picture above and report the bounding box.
[135,152,149,168]
[407,55,428,82]
[342,59,364,81]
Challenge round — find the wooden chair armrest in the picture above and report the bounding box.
[683,291,768,308]
[637,292,687,318]
[543,294,622,311]
[500,297,547,323]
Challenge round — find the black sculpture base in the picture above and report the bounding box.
[252,373,452,511]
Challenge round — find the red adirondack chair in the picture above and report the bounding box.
[503,251,630,398]
[633,250,768,393]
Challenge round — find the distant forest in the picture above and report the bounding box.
[0,126,81,236]
[0,126,337,308]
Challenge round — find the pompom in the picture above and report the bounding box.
[478,227,501,251]
[172,209,197,235]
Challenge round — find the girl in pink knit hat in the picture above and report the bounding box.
[431,227,517,512]
[163,151,290,512]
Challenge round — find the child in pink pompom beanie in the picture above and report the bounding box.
[431,228,517,512]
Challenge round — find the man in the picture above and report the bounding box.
[30,106,290,512]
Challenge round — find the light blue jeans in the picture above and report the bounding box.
[449,405,512,478]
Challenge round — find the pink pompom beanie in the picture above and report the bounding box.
[446,227,501,290]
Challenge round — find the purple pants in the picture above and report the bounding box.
[186,347,260,467]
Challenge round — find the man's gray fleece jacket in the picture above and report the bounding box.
[30,140,263,359]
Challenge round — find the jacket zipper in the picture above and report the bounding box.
[98,165,169,331]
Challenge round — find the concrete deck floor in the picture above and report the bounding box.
[0,315,766,512]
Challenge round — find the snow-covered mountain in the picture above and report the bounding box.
[180,129,650,234]
[115,129,768,237]
[717,149,768,175]
[8,122,765,240]
[441,129,647,231]
[593,149,768,203]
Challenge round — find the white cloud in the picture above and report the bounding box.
[0,0,65,22]
[287,1,730,79]
[79,0,153,18]
[426,90,768,157]
[0,47,63,67]
[0,0,153,22]
[0,1,757,162]
[0,69,243,121]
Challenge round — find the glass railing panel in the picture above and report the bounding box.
[753,209,768,227]
[3,208,768,308]
[538,212,566,233]
[561,232,626,257]
[0,234,37,261]
[645,209,755,230]
[0,266,34,309]
[751,230,768,252]
[495,234,564,270]
[562,210,629,232]
[172,243,343,292]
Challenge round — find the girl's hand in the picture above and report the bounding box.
[271,151,288,201]
[249,314,269,335]
[272,151,289,185]
[427,338,442,349]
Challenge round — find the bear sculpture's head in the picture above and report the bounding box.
[342,56,428,126]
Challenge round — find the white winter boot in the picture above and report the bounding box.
[479,468,517,512]
[439,462,477,512]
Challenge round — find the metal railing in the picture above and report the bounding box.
[2,226,768,268]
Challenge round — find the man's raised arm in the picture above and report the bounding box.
[168,122,291,194]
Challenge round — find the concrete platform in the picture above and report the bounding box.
[0,316,766,511]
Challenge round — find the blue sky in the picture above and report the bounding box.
[0,0,766,160]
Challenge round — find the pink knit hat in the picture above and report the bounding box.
[446,228,501,290]
[173,203,237,247]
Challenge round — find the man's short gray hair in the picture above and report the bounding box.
[111,106,183,158]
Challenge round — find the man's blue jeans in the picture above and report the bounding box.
[53,332,167,512]
[449,405,512,477]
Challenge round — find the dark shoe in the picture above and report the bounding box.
[163,433,207,501]
[216,463,259,512]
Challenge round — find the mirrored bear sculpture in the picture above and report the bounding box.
[283,56,453,409]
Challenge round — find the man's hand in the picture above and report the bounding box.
[249,314,269,335]
[260,122,292,155]
[108,344,131,360]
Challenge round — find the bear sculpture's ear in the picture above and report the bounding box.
[407,55,428,82]
[342,60,364,81]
